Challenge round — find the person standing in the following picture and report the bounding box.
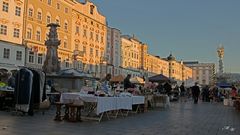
[101,74,112,94]
[124,74,133,90]
[180,82,186,102]
[163,81,172,96]
[231,85,238,100]
[192,82,200,104]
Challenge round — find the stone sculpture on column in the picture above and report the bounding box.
[43,23,61,73]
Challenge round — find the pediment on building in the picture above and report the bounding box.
[14,0,23,6]
[74,39,80,43]
[12,22,21,28]
[0,18,9,24]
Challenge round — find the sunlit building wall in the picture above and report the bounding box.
[184,61,215,86]
[106,27,121,76]
[23,0,74,69]
[71,0,107,76]
[121,35,141,70]
[0,0,25,69]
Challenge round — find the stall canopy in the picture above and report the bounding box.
[216,82,232,88]
[130,77,145,84]
[148,74,175,83]
[110,75,125,82]
[58,68,93,78]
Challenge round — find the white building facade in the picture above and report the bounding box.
[184,61,215,86]
[106,27,121,76]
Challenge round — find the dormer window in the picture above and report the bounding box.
[90,5,94,15]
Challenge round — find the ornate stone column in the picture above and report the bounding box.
[42,23,61,73]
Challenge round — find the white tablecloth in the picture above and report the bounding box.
[132,96,145,105]
[60,93,144,115]
[116,97,132,110]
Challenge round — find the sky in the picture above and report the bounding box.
[85,0,240,73]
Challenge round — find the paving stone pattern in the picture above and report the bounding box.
[0,101,239,135]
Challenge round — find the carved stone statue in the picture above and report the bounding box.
[43,23,61,73]
[217,45,224,74]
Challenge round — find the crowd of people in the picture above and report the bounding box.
[155,80,239,104]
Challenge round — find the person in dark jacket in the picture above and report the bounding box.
[124,74,133,90]
[192,82,200,104]
[164,81,172,95]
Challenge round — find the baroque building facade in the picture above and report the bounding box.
[71,0,107,77]
[106,27,121,76]
[0,0,25,70]
[184,61,215,86]
[23,0,75,69]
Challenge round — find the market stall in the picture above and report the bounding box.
[60,92,145,122]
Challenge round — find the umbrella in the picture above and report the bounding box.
[130,77,145,84]
[216,82,232,88]
[110,75,125,82]
[148,74,175,83]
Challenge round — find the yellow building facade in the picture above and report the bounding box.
[121,35,142,70]
[71,1,107,73]
[23,0,74,69]
[165,54,193,81]
[182,66,193,81]
[0,0,25,69]
[0,0,24,45]
[21,0,107,71]
[145,55,169,77]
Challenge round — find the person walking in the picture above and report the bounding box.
[192,82,200,104]
[180,82,186,102]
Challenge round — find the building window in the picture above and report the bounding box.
[89,64,93,72]
[83,46,86,53]
[64,41,67,48]
[64,22,68,31]
[15,6,21,16]
[37,11,42,20]
[96,34,99,42]
[28,8,33,17]
[16,51,22,61]
[83,29,87,37]
[2,2,8,12]
[56,3,60,9]
[37,53,43,64]
[90,5,94,15]
[47,15,51,24]
[29,51,34,63]
[36,30,41,41]
[101,36,103,43]
[3,48,10,59]
[75,44,79,50]
[76,26,80,34]
[90,48,93,55]
[65,8,68,13]
[90,32,93,39]
[65,61,69,68]
[27,28,32,39]
[0,25,7,35]
[96,50,98,57]
[47,0,52,5]
[13,28,20,38]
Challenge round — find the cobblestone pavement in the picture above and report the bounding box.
[0,101,239,135]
